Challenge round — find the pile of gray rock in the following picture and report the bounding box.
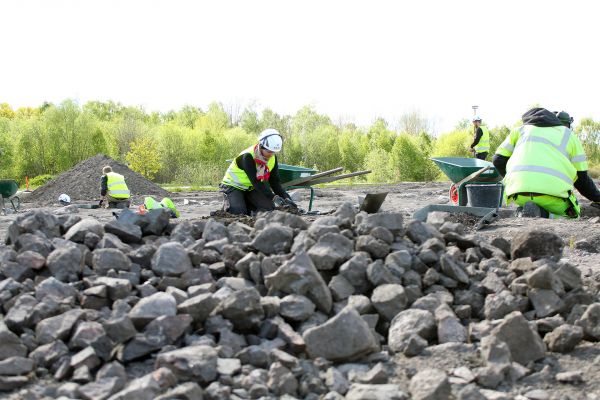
[0,204,595,399]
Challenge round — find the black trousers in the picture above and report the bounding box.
[220,184,274,215]
[475,152,488,160]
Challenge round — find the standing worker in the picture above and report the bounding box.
[100,166,131,208]
[470,116,490,160]
[220,128,296,215]
[493,107,600,218]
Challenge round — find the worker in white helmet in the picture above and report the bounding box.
[470,116,490,160]
[220,128,296,215]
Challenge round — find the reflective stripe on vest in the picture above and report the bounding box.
[474,126,490,152]
[106,172,130,199]
[221,145,276,190]
[504,125,577,198]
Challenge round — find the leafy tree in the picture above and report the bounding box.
[398,110,431,135]
[126,136,162,179]
[240,108,261,135]
[0,103,15,119]
[575,118,600,164]
[176,105,203,129]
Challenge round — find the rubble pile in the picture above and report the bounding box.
[24,154,171,205]
[0,204,596,399]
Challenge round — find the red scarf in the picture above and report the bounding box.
[253,144,271,181]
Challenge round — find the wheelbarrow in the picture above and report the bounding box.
[0,179,21,215]
[431,157,503,207]
[280,164,371,212]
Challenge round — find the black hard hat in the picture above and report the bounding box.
[554,111,574,127]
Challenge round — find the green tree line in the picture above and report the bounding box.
[1,100,598,186]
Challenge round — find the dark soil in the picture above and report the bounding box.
[24,154,172,206]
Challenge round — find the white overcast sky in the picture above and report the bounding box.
[1,0,598,133]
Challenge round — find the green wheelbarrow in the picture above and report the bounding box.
[431,157,503,207]
[0,179,21,215]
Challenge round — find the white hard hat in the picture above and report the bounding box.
[258,129,283,153]
[58,193,71,204]
[472,115,482,122]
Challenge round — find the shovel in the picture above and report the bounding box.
[358,192,388,213]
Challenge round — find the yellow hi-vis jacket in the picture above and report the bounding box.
[474,126,490,153]
[106,172,130,199]
[495,125,588,198]
[221,145,276,190]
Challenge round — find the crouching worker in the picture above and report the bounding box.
[220,128,296,215]
[100,166,131,209]
[493,108,600,218]
[144,196,180,218]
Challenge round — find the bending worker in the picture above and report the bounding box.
[220,129,296,215]
[100,166,131,208]
[470,116,490,160]
[493,107,600,218]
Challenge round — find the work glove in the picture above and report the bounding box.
[272,195,285,207]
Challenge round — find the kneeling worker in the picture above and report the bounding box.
[221,129,296,215]
[493,107,600,218]
[100,166,131,208]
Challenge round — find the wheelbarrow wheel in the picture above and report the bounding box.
[449,184,459,205]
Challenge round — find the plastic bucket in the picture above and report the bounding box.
[466,183,503,208]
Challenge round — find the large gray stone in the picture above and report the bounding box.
[339,252,372,293]
[78,377,124,400]
[177,293,218,323]
[346,383,408,400]
[4,294,37,332]
[409,368,451,400]
[355,235,390,259]
[218,287,265,331]
[203,219,228,242]
[388,309,436,353]
[29,340,69,368]
[484,290,521,320]
[490,311,546,365]
[355,212,404,236]
[155,345,217,384]
[544,324,583,353]
[65,218,105,243]
[14,233,54,257]
[511,230,564,261]
[307,233,354,270]
[279,294,315,322]
[151,242,192,276]
[371,284,407,321]
[128,292,177,328]
[406,220,442,245]
[0,320,27,361]
[104,220,142,244]
[107,367,177,400]
[36,308,85,344]
[92,248,132,275]
[6,211,61,245]
[36,276,78,301]
[265,251,332,313]
[575,303,600,340]
[303,307,379,362]
[529,289,565,318]
[251,224,294,255]
[46,246,84,282]
[0,356,34,375]
[440,254,469,284]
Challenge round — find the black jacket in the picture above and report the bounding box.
[492,108,600,201]
[236,153,290,201]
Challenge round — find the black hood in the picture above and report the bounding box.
[522,107,562,127]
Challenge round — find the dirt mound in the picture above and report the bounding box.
[24,154,171,205]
